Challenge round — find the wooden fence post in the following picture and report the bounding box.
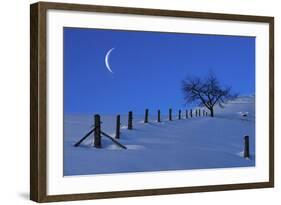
[186,110,188,119]
[144,109,149,123]
[244,135,250,158]
[94,114,101,148]
[178,109,181,120]
[199,109,201,117]
[157,110,161,122]
[169,108,172,121]
[190,109,193,118]
[128,111,133,130]
[115,115,120,139]
[195,109,198,117]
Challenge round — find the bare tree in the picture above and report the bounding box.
[182,73,237,117]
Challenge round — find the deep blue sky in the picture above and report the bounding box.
[64,27,255,115]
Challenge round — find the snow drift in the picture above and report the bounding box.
[64,96,255,176]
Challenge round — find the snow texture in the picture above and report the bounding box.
[64,96,255,176]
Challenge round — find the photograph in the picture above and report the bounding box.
[63,27,256,176]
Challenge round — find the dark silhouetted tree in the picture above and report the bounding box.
[182,72,237,117]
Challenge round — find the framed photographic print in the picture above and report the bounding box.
[30,1,274,202]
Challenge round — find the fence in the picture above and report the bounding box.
[73,109,250,161]
[74,114,127,149]
[244,135,250,158]
[74,107,208,149]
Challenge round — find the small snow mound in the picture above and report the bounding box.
[106,144,123,150]
[228,96,254,104]
[105,144,145,150]
[152,120,164,124]
[236,151,250,160]
[121,126,127,129]
[237,151,244,157]
[126,145,145,150]
[238,112,249,117]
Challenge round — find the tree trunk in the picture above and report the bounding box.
[210,107,214,117]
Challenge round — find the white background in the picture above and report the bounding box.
[0,0,279,204]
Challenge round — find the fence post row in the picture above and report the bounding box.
[94,114,102,148]
[244,135,250,158]
[169,108,172,121]
[91,106,211,149]
[115,115,120,139]
[158,110,161,122]
[128,111,133,130]
[94,106,210,147]
[144,109,149,123]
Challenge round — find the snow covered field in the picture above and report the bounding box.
[64,96,255,176]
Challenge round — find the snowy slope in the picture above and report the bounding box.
[64,96,255,176]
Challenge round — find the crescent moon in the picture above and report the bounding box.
[105,48,115,73]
